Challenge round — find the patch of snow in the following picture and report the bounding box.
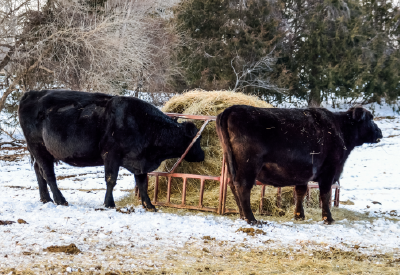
[0,97,400,270]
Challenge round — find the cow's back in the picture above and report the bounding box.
[218,105,344,186]
[19,90,113,166]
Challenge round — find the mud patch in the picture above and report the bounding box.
[44,243,81,254]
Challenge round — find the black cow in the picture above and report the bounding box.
[216,105,382,225]
[18,90,204,209]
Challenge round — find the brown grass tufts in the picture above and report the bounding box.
[43,244,81,255]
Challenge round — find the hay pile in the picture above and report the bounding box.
[142,90,322,216]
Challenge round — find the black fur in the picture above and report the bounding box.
[19,90,204,208]
[216,105,383,224]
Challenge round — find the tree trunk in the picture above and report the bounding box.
[308,87,321,107]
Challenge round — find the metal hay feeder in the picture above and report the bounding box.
[135,113,340,215]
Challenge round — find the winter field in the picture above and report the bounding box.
[1,101,400,274]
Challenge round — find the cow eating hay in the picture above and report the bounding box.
[18,90,204,209]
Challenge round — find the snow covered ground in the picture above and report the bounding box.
[0,104,400,273]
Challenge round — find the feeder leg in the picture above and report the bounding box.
[181,177,187,206]
[277,188,282,208]
[334,187,340,207]
[221,163,228,215]
[166,177,172,204]
[153,176,159,203]
[306,186,311,207]
[294,185,308,220]
[199,179,205,207]
[218,159,226,215]
[259,185,266,215]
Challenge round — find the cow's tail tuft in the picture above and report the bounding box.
[29,152,36,168]
[216,109,236,182]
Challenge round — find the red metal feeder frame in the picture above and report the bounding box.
[136,113,340,215]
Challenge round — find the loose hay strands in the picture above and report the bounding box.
[118,90,326,217]
[3,244,400,274]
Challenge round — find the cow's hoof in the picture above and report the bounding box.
[250,220,264,227]
[56,201,69,206]
[294,213,305,220]
[40,198,54,204]
[146,207,157,212]
[105,203,116,209]
[323,218,335,225]
[246,219,258,225]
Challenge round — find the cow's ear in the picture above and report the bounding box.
[352,107,366,122]
[184,122,198,137]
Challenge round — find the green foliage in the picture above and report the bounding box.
[173,0,399,105]
[172,0,289,94]
[280,0,400,105]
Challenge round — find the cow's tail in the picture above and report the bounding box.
[29,152,36,168]
[216,109,236,182]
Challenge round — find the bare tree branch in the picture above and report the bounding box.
[231,47,287,94]
[0,0,181,113]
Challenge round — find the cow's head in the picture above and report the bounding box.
[182,122,205,162]
[347,106,383,146]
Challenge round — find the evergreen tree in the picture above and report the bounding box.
[172,0,289,94]
[280,0,400,106]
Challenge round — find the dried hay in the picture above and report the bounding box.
[43,243,81,254]
[3,244,399,274]
[119,90,325,217]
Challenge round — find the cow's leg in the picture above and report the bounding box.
[236,184,255,224]
[40,160,67,205]
[319,185,335,225]
[29,144,68,205]
[33,162,53,203]
[228,178,245,219]
[103,155,121,208]
[232,156,261,224]
[234,168,257,223]
[134,174,156,211]
[294,185,308,220]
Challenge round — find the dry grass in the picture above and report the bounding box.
[2,243,400,274]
